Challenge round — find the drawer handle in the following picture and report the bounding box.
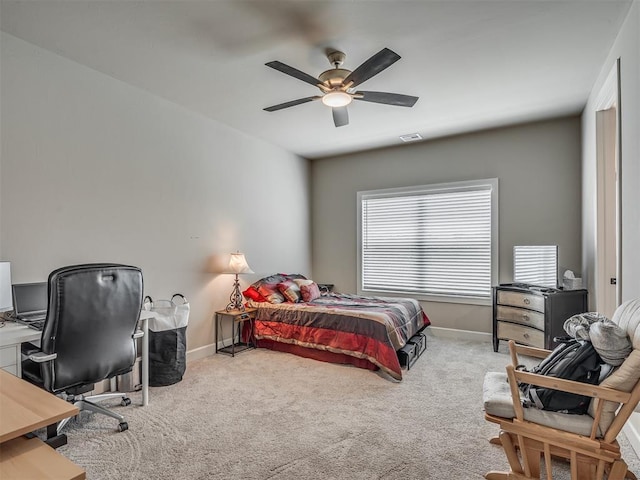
[523,298,530,305]
[522,314,529,321]
[523,333,530,339]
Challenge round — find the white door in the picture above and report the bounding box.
[595,106,620,319]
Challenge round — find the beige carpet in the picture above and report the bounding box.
[56,334,640,479]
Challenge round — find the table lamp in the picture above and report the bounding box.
[0,262,12,312]
[224,252,253,312]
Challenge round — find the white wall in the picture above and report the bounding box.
[581,0,640,456]
[311,117,583,334]
[0,33,311,354]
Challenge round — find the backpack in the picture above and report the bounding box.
[518,338,603,414]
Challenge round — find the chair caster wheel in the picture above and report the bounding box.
[118,422,128,432]
[121,397,131,406]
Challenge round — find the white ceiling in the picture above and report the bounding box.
[0,1,632,158]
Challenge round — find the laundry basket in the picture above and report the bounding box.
[144,294,189,386]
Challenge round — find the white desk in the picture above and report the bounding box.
[0,323,39,376]
[0,310,154,406]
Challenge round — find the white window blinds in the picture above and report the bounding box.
[359,179,497,300]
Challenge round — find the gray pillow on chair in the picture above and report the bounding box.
[590,320,632,366]
[564,312,632,366]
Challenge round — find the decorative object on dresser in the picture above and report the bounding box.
[223,252,254,312]
[492,284,587,352]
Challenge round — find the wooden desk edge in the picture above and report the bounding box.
[0,406,79,444]
[0,370,79,443]
[0,436,85,480]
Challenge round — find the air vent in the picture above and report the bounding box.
[399,133,422,142]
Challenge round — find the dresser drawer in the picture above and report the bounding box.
[497,321,544,348]
[496,305,545,330]
[0,345,18,368]
[497,290,545,313]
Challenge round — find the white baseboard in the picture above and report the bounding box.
[425,326,492,343]
[186,344,215,363]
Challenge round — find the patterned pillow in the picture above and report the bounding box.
[257,283,285,304]
[277,280,301,303]
[293,279,321,302]
[242,286,266,303]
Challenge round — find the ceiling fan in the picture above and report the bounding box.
[263,48,419,127]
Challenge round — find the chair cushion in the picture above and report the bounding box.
[483,372,517,419]
[483,372,601,437]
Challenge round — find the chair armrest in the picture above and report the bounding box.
[511,367,631,404]
[512,342,552,359]
[133,329,144,339]
[508,340,552,371]
[28,352,57,363]
[506,364,634,440]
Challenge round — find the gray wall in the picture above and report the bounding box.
[0,33,311,354]
[311,117,583,334]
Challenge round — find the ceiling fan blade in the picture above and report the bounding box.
[342,48,401,88]
[265,61,321,87]
[354,91,419,107]
[264,96,321,112]
[332,106,349,127]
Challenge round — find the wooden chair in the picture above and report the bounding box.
[483,299,640,480]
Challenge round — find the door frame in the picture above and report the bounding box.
[593,58,622,317]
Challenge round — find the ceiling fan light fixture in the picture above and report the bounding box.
[264,47,418,127]
[322,91,352,107]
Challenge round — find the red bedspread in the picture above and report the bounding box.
[250,293,429,380]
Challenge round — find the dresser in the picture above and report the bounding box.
[492,284,588,352]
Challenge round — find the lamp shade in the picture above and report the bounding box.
[225,252,253,275]
[0,262,12,312]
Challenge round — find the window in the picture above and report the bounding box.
[357,178,498,304]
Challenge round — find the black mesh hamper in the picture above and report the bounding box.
[144,294,189,386]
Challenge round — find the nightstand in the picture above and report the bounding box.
[214,308,257,357]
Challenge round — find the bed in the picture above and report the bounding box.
[242,274,430,380]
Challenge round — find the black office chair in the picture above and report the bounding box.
[21,264,143,442]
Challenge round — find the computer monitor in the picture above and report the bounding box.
[513,245,558,289]
[11,282,48,317]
